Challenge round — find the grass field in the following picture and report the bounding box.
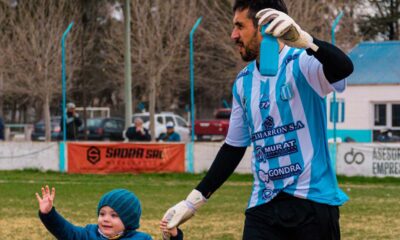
[1,170,400,240]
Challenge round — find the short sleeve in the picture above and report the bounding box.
[225,82,251,147]
[299,51,347,97]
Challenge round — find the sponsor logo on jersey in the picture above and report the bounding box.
[261,188,281,200]
[284,53,300,65]
[262,116,275,130]
[258,163,303,183]
[259,100,270,109]
[255,139,299,161]
[252,120,304,142]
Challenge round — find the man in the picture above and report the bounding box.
[60,102,82,140]
[162,1,353,239]
[125,117,151,142]
[157,121,181,142]
[0,116,4,140]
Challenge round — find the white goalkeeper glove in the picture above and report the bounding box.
[256,8,319,52]
[162,189,206,229]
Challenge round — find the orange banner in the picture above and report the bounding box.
[67,142,185,174]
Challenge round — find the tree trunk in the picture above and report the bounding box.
[149,73,157,141]
[44,94,51,142]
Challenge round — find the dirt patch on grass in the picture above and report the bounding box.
[0,217,53,240]
[341,214,400,240]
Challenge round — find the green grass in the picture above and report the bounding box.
[1,170,400,239]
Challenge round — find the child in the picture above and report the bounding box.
[36,186,183,240]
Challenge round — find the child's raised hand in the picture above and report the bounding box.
[160,219,178,238]
[36,185,56,214]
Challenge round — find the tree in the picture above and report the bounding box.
[358,0,400,40]
[2,0,81,141]
[126,0,198,140]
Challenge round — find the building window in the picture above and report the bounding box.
[374,104,386,126]
[373,103,400,141]
[392,104,400,127]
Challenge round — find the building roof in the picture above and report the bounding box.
[347,41,400,85]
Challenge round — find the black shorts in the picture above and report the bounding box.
[243,192,340,240]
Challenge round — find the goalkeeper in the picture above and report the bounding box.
[162,0,353,239]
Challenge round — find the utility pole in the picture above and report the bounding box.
[124,0,132,129]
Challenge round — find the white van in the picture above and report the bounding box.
[131,112,190,142]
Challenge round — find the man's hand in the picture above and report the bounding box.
[36,185,56,214]
[162,189,206,229]
[256,8,319,52]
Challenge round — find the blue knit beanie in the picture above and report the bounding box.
[97,189,141,230]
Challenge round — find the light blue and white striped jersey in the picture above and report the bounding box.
[225,46,349,209]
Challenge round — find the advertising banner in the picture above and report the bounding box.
[68,142,185,174]
[337,143,400,177]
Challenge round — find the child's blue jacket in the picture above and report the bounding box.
[39,207,183,240]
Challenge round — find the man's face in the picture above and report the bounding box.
[67,107,75,114]
[231,9,261,62]
[98,206,125,238]
[134,119,143,128]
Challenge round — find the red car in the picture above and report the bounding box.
[194,108,231,141]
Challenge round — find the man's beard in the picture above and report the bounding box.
[237,32,259,62]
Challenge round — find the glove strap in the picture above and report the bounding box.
[184,200,196,212]
[186,189,207,210]
[309,42,319,52]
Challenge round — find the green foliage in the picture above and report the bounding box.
[358,0,400,40]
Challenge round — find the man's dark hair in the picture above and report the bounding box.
[233,0,288,27]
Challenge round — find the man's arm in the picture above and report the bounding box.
[144,128,151,141]
[196,143,246,198]
[74,115,82,128]
[306,38,354,83]
[162,143,246,229]
[125,127,134,140]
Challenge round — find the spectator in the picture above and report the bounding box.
[0,117,4,140]
[60,102,82,140]
[157,121,181,142]
[126,117,151,141]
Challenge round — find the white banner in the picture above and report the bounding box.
[0,142,59,171]
[337,143,400,177]
[193,142,252,173]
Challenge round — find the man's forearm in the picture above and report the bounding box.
[195,143,247,198]
[306,38,354,83]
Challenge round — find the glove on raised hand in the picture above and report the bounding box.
[256,8,319,52]
[162,189,206,229]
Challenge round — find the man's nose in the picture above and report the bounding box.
[231,29,239,40]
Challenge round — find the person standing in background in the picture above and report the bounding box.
[60,102,82,140]
[126,117,151,142]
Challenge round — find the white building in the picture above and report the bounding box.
[327,41,400,142]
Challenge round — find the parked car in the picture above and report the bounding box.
[194,108,231,141]
[131,112,190,142]
[79,117,125,141]
[31,116,61,141]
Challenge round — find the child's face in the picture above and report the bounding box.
[98,206,125,237]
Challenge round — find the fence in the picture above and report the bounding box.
[1,142,400,177]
